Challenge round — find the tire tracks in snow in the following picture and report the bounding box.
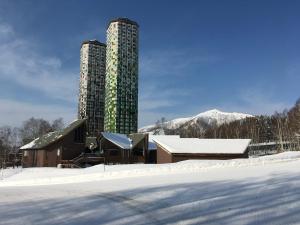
[96,193,165,225]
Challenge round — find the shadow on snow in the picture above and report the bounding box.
[0,172,300,225]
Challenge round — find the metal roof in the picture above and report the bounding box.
[101,132,132,150]
[147,135,180,151]
[20,119,86,150]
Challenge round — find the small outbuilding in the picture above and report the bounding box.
[152,136,251,164]
[21,119,87,167]
[147,135,180,164]
[99,132,155,164]
[98,133,183,164]
[99,132,132,164]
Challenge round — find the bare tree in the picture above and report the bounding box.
[153,117,167,135]
[0,126,12,168]
[19,118,52,145]
[51,118,64,131]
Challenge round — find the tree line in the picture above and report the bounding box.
[204,99,300,148]
[160,98,300,151]
[0,117,64,168]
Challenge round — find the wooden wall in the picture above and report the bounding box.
[156,144,248,164]
[157,145,173,164]
[22,124,86,167]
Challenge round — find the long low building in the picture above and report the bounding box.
[152,136,251,163]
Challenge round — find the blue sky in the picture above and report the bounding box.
[0,0,299,127]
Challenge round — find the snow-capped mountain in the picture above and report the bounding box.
[139,109,253,132]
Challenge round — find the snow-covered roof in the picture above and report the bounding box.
[153,137,251,154]
[147,135,180,151]
[149,135,180,142]
[101,132,132,149]
[20,119,86,150]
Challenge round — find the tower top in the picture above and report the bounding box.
[81,40,106,48]
[108,18,139,28]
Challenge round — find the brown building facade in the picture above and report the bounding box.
[99,132,155,164]
[153,137,251,164]
[21,119,87,167]
[156,144,248,164]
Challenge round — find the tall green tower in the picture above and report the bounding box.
[104,18,139,134]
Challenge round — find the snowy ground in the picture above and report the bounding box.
[1,152,300,225]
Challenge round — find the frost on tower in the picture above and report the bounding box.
[78,40,106,136]
[104,18,139,134]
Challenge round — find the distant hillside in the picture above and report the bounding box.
[139,109,253,134]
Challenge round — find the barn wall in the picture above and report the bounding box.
[156,144,249,164]
[45,132,85,164]
[156,145,172,164]
[42,124,86,166]
[130,152,145,164]
[132,140,146,163]
[44,148,60,167]
[172,152,248,163]
[36,150,45,167]
[61,126,85,160]
[22,150,35,167]
[104,150,122,164]
[22,123,86,167]
[101,138,134,164]
[101,139,122,164]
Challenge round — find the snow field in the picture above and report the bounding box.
[0,152,300,225]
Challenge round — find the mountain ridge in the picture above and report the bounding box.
[139,109,253,132]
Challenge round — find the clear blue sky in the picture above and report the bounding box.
[0,0,299,127]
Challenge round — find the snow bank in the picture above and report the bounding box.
[1,151,300,187]
[0,167,23,180]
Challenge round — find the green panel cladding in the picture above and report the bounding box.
[104,18,139,134]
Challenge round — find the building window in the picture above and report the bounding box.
[74,126,84,143]
[57,148,61,157]
[24,151,28,157]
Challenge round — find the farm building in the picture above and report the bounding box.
[152,136,251,163]
[20,119,87,167]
